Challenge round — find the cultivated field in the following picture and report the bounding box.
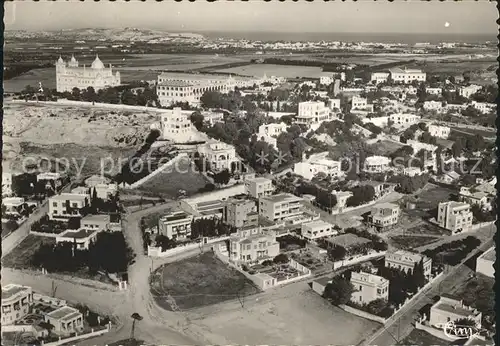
[213,64,324,78]
[401,329,452,346]
[413,184,456,210]
[150,252,259,311]
[389,235,441,250]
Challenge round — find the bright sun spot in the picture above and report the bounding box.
[444,22,451,28]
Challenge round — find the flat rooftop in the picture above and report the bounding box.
[433,301,476,317]
[303,219,333,229]
[60,229,96,239]
[161,212,191,222]
[158,80,194,88]
[81,214,110,222]
[314,276,333,287]
[247,176,272,183]
[261,193,302,204]
[50,193,88,201]
[2,284,30,301]
[46,306,82,321]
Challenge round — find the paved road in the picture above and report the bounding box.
[361,237,494,346]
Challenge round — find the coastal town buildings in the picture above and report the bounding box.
[363,156,391,173]
[197,141,239,172]
[158,211,193,240]
[55,229,99,250]
[55,55,120,93]
[294,101,331,127]
[429,295,482,327]
[301,220,337,240]
[258,193,303,223]
[160,107,197,142]
[389,67,426,84]
[48,193,89,220]
[370,72,390,84]
[44,306,84,336]
[223,198,258,228]
[245,177,274,199]
[427,124,450,139]
[437,201,473,234]
[384,250,432,278]
[1,284,33,325]
[229,228,280,264]
[294,152,342,180]
[367,202,400,230]
[350,272,389,304]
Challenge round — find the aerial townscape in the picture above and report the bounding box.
[1,2,497,346]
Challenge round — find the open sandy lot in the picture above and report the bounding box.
[185,279,380,345]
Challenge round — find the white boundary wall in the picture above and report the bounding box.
[332,251,386,270]
[148,235,229,257]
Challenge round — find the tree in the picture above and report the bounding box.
[71,87,81,100]
[273,253,289,264]
[121,90,137,105]
[328,246,347,261]
[454,317,478,327]
[213,169,231,186]
[323,277,354,305]
[130,313,143,341]
[190,111,204,130]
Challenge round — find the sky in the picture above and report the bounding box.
[5,1,497,34]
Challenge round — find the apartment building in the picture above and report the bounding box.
[458,84,482,98]
[160,107,196,142]
[370,72,390,84]
[351,96,374,113]
[55,229,99,250]
[389,67,426,84]
[350,272,389,305]
[367,202,400,230]
[327,98,341,111]
[429,295,482,328]
[320,74,334,86]
[471,101,496,114]
[295,101,331,127]
[258,123,287,138]
[48,193,89,220]
[425,87,442,96]
[224,198,259,228]
[476,246,494,278]
[294,152,342,180]
[385,250,432,279]
[363,155,391,173]
[437,201,473,234]
[198,141,239,172]
[1,284,33,325]
[301,220,337,240]
[2,197,26,215]
[259,193,303,223]
[229,228,280,264]
[158,211,193,240]
[460,188,495,211]
[428,124,450,139]
[44,306,84,336]
[245,177,274,199]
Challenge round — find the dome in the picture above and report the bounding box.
[70,55,77,63]
[57,56,64,64]
[91,55,105,69]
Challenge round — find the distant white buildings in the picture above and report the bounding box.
[197,141,239,172]
[427,124,450,139]
[423,100,444,111]
[294,152,342,180]
[327,98,341,111]
[389,113,421,127]
[160,107,197,143]
[351,96,374,113]
[350,272,389,305]
[458,84,482,98]
[295,101,332,127]
[471,101,496,114]
[363,156,391,173]
[389,67,426,84]
[55,55,120,93]
[437,201,473,234]
[259,193,309,223]
[320,74,335,86]
[2,172,13,197]
[257,122,287,147]
[370,72,390,85]
[425,87,442,96]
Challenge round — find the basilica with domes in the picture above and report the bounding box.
[55,55,121,93]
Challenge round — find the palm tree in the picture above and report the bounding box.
[130,312,143,341]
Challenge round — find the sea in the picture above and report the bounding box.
[200,31,496,45]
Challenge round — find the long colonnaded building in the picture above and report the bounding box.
[156,72,264,106]
[55,55,121,93]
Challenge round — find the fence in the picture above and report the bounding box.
[332,251,386,270]
[1,324,48,338]
[127,153,189,189]
[29,231,61,238]
[41,325,111,346]
[339,304,387,324]
[470,221,495,232]
[330,199,378,216]
[148,235,230,257]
